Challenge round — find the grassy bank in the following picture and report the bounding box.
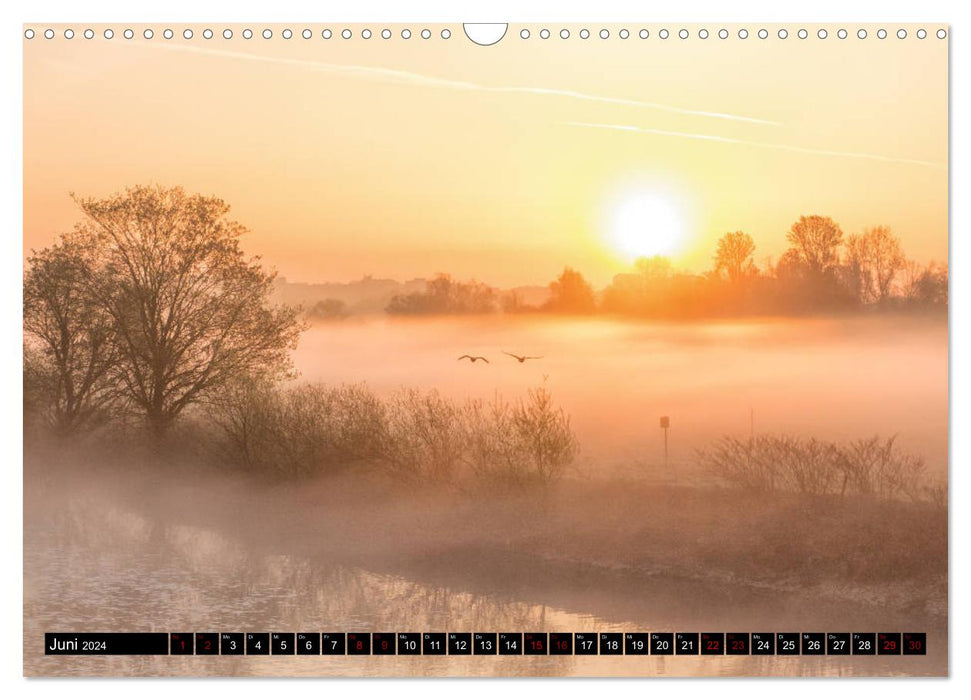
[25,447,946,621]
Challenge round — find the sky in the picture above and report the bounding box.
[23,24,948,287]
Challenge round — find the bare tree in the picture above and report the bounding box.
[23,235,119,436]
[713,231,757,283]
[845,226,905,304]
[785,215,844,276]
[73,185,303,437]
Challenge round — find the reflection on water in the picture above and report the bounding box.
[24,490,943,677]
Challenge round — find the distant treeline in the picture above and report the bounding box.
[383,217,947,318]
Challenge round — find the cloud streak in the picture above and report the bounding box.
[564,121,944,168]
[134,41,780,126]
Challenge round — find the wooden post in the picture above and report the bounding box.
[664,427,668,469]
[659,416,670,470]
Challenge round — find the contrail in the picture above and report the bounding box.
[565,121,944,168]
[131,41,780,126]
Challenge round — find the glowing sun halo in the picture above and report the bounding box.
[608,192,686,260]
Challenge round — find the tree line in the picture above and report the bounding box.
[386,215,947,317]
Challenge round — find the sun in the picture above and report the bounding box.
[607,191,687,260]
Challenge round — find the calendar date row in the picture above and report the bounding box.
[46,632,926,656]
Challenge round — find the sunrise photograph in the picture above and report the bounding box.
[22,22,948,677]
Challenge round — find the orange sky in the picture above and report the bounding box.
[23,24,948,287]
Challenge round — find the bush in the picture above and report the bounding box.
[695,436,781,493]
[380,389,467,482]
[774,436,840,495]
[833,435,926,500]
[700,433,933,503]
[210,381,579,485]
[209,380,385,478]
[464,388,579,488]
[510,386,579,483]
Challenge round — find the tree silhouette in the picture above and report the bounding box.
[903,261,948,308]
[713,231,757,283]
[307,298,348,321]
[24,235,119,436]
[845,226,905,304]
[785,215,844,276]
[71,185,303,437]
[600,255,709,317]
[386,274,497,314]
[546,267,596,313]
[634,255,673,279]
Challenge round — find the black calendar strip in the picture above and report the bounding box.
[45,632,926,656]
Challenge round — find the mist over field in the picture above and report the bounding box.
[293,314,948,473]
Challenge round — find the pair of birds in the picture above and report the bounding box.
[458,351,542,364]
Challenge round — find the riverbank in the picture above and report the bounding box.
[25,453,946,626]
[24,453,947,676]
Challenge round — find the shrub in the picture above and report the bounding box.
[700,433,935,503]
[833,435,926,501]
[511,386,579,483]
[464,387,579,488]
[695,436,780,493]
[380,389,467,482]
[209,379,385,478]
[207,378,277,472]
[772,436,840,495]
[465,396,520,484]
[210,380,579,485]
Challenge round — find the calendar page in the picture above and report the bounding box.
[22,22,947,677]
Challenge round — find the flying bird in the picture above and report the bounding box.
[503,351,543,363]
[458,355,490,363]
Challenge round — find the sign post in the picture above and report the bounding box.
[659,416,670,470]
